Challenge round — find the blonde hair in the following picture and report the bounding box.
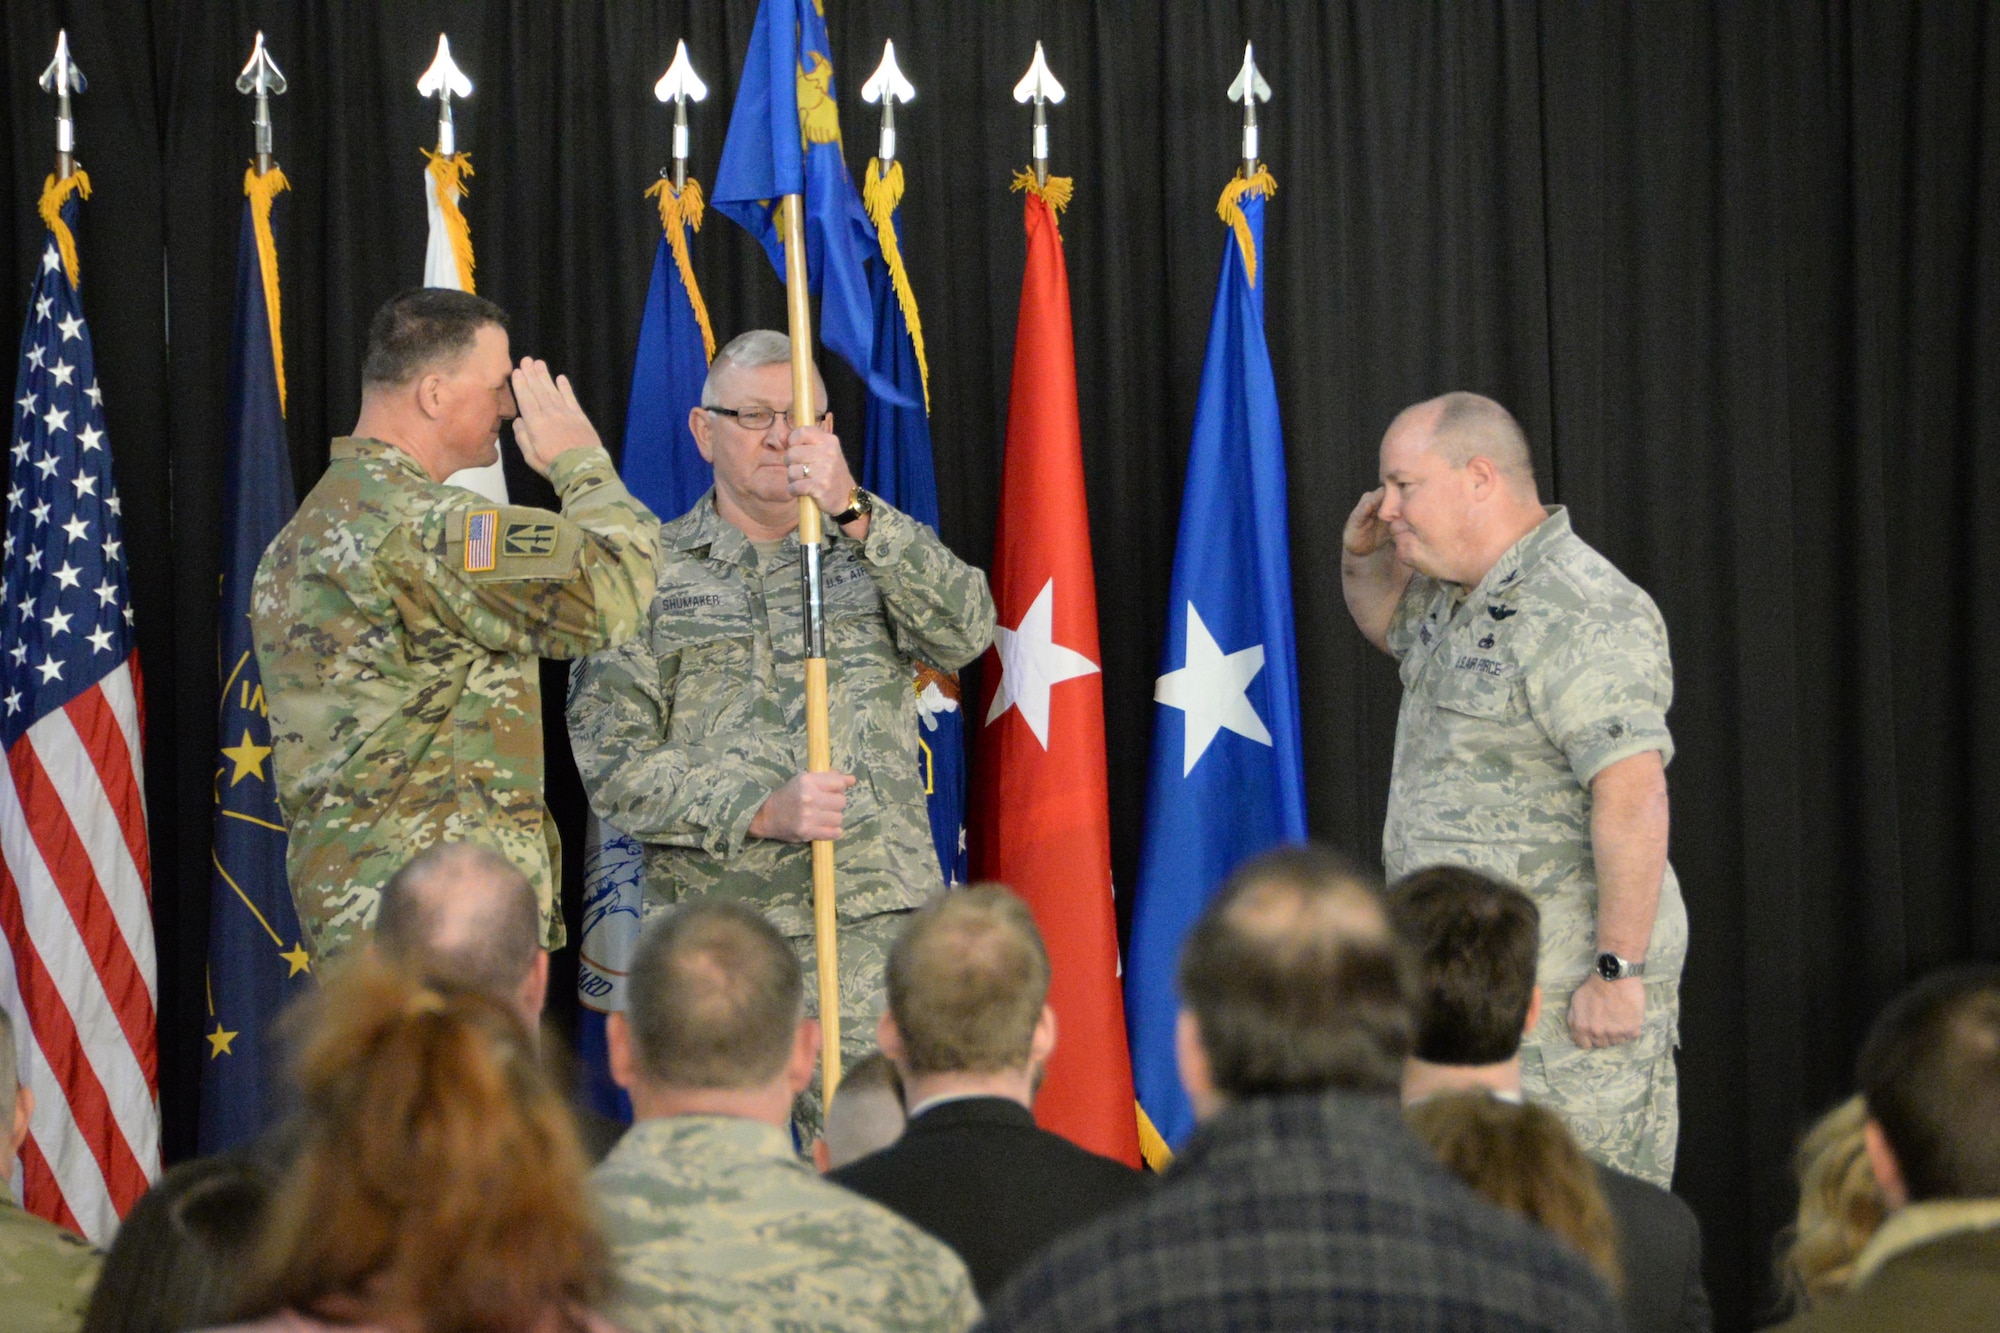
[1406,1093,1622,1290]
[233,959,606,1331]
[1775,1095,1887,1310]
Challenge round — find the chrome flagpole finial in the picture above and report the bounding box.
[38,30,87,179]
[861,39,916,167]
[236,32,288,175]
[1228,42,1272,177]
[654,40,708,191]
[1012,42,1065,187]
[417,34,473,155]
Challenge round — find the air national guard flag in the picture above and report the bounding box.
[860,159,966,885]
[199,168,311,1155]
[572,173,721,1125]
[1126,172,1307,1165]
[972,174,1140,1167]
[710,0,909,405]
[1,173,160,1241]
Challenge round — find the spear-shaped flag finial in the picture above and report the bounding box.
[1013,42,1065,187]
[1228,42,1272,176]
[861,39,916,166]
[237,32,288,175]
[39,30,87,178]
[417,34,473,156]
[654,40,707,191]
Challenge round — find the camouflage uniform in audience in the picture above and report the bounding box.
[0,1191,100,1333]
[568,493,994,1098]
[1383,506,1687,1186]
[594,1113,980,1333]
[253,437,659,959]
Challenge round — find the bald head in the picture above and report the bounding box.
[375,844,543,1021]
[1394,392,1536,494]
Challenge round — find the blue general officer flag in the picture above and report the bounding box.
[199,169,311,1154]
[1126,175,1307,1162]
[710,0,908,405]
[860,163,967,885]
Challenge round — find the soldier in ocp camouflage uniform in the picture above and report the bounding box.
[567,332,995,1113]
[254,290,660,960]
[1343,392,1686,1187]
[0,1010,100,1333]
[596,899,979,1333]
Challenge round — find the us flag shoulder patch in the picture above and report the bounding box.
[465,510,499,572]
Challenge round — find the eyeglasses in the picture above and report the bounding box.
[702,405,828,432]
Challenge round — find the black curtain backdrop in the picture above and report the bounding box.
[3,3,1996,1329]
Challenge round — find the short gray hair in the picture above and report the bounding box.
[1424,392,1536,487]
[702,330,792,405]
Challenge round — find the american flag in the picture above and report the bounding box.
[0,187,159,1243]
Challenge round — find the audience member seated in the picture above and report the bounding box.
[596,900,979,1333]
[978,846,1621,1332]
[0,1006,100,1333]
[1765,966,2000,1332]
[211,959,617,1333]
[816,1050,906,1171]
[82,1155,272,1333]
[829,886,1148,1298]
[1775,1095,1887,1314]
[1389,864,1711,1333]
[1406,1091,1622,1286]
[375,842,624,1160]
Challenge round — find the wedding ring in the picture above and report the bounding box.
[803,463,812,478]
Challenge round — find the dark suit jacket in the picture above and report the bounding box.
[977,1090,1623,1333]
[830,1095,1149,1300]
[1765,1222,2000,1332]
[1599,1162,1711,1333]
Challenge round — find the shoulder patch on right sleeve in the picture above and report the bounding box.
[463,510,500,572]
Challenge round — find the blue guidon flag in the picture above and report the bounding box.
[1125,170,1308,1166]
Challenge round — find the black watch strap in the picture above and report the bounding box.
[831,488,872,525]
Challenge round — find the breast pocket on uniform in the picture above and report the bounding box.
[1430,655,1527,721]
[654,586,758,727]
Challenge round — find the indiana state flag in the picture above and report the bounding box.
[1126,171,1306,1164]
[199,167,312,1154]
[860,159,966,884]
[711,0,909,404]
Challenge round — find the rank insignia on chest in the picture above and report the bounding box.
[503,521,558,558]
[1488,604,1518,620]
[464,510,499,572]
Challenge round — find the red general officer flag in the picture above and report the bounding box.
[972,176,1140,1167]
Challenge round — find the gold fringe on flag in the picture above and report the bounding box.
[644,177,717,363]
[1136,1104,1175,1173]
[1216,166,1278,289]
[422,149,478,293]
[244,166,291,416]
[862,159,930,413]
[1009,168,1075,230]
[37,170,93,288]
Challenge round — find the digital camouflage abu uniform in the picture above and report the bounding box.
[253,438,660,959]
[594,1114,980,1333]
[1383,506,1687,1186]
[0,1193,100,1333]
[566,491,995,1078]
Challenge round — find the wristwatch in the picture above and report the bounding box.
[1595,951,1646,982]
[831,487,873,526]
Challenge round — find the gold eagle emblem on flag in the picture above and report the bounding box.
[796,52,842,147]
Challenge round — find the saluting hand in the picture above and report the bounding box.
[510,358,601,477]
[1343,487,1394,558]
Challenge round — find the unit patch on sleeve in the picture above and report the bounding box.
[464,510,499,572]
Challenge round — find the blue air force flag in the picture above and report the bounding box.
[200,171,311,1154]
[860,165,967,885]
[710,0,909,405]
[1126,177,1307,1160]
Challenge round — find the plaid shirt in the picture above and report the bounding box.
[978,1090,1624,1332]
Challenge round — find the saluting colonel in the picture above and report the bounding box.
[253,288,661,960]
[1340,391,1687,1186]
[567,330,995,1089]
